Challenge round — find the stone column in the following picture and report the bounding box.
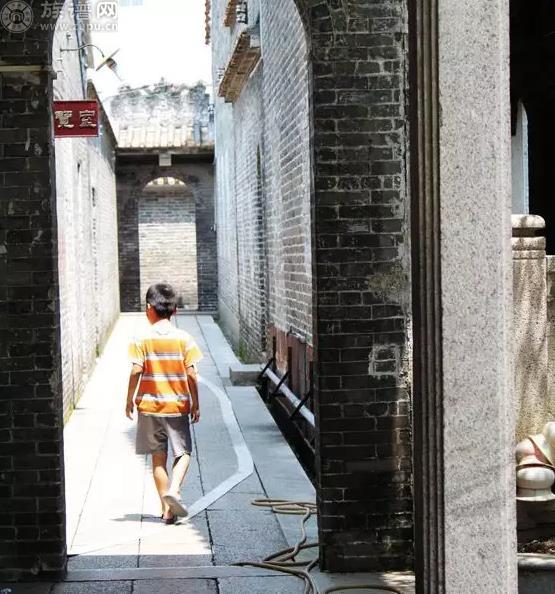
[438,0,516,586]
[410,0,517,591]
[512,215,549,441]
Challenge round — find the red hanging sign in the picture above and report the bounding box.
[53,100,99,138]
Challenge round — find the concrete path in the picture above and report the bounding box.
[6,313,415,594]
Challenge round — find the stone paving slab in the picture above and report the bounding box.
[195,316,237,379]
[53,583,132,594]
[67,552,138,570]
[64,566,282,580]
[309,570,415,594]
[133,579,217,594]
[207,490,263,510]
[38,313,418,594]
[218,576,304,594]
[209,508,289,566]
[225,386,318,549]
[61,313,293,585]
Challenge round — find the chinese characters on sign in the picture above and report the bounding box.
[53,101,99,138]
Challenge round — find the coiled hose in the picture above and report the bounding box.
[233,498,406,594]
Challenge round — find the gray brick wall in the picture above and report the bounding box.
[0,0,414,579]
[52,4,120,421]
[116,160,217,312]
[212,0,241,344]
[212,0,413,571]
[212,0,312,361]
[0,2,120,577]
[139,184,199,310]
[307,0,413,572]
[261,0,312,348]
[0,3,65,579]
[88,91,120,352]
[228,68,267,358]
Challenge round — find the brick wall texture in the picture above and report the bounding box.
[213,0,313,362]
[0,2,120,577]
[116,160,217,313]
[0,2,64,579]
[212,0,413,572]
[53,7,120,422]
[139,184,199,310]
[0,0,414,579]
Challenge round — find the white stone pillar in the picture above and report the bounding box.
[512,215,549,441]
[437,0,517,590]
[547,257,555,411]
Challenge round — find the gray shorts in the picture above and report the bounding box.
[136,414,192,457]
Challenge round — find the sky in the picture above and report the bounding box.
[90,0,212,98]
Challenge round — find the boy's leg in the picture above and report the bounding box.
[168,453,191,495]
[137,415,172,517]
[152,451,171,516]
[162,417,193,516]
[163,454,191,517]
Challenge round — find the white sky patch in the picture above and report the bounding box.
[90,0,212,98]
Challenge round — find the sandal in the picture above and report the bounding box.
[161,513,176,525]
[163,493,189,518]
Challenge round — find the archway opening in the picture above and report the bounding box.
[139,176,199,311]
[1,0,418,583]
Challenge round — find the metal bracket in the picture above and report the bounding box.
[257,357,275,384]
[289,389,312,420]
[271,371,289,397]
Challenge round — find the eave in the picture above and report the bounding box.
[218,30,261,103]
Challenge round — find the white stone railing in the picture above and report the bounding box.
[513,214,555,441]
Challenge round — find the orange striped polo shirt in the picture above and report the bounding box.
[129,320,203,417]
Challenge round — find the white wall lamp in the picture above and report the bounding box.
[60,44,121,79]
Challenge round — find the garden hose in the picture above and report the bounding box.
[233,498,406,594]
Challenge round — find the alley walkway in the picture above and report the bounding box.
[63,313,312,593]
[10,314,414,594]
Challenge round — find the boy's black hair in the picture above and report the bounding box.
[146,283,177,319]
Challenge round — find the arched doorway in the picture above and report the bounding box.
[1,0,417,580]
[139,176,199,310]
[116,158,217,313]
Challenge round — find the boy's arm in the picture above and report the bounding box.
[187,365,200,423]
[126,364,143,419]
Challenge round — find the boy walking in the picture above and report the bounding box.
[126,283,202,524]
